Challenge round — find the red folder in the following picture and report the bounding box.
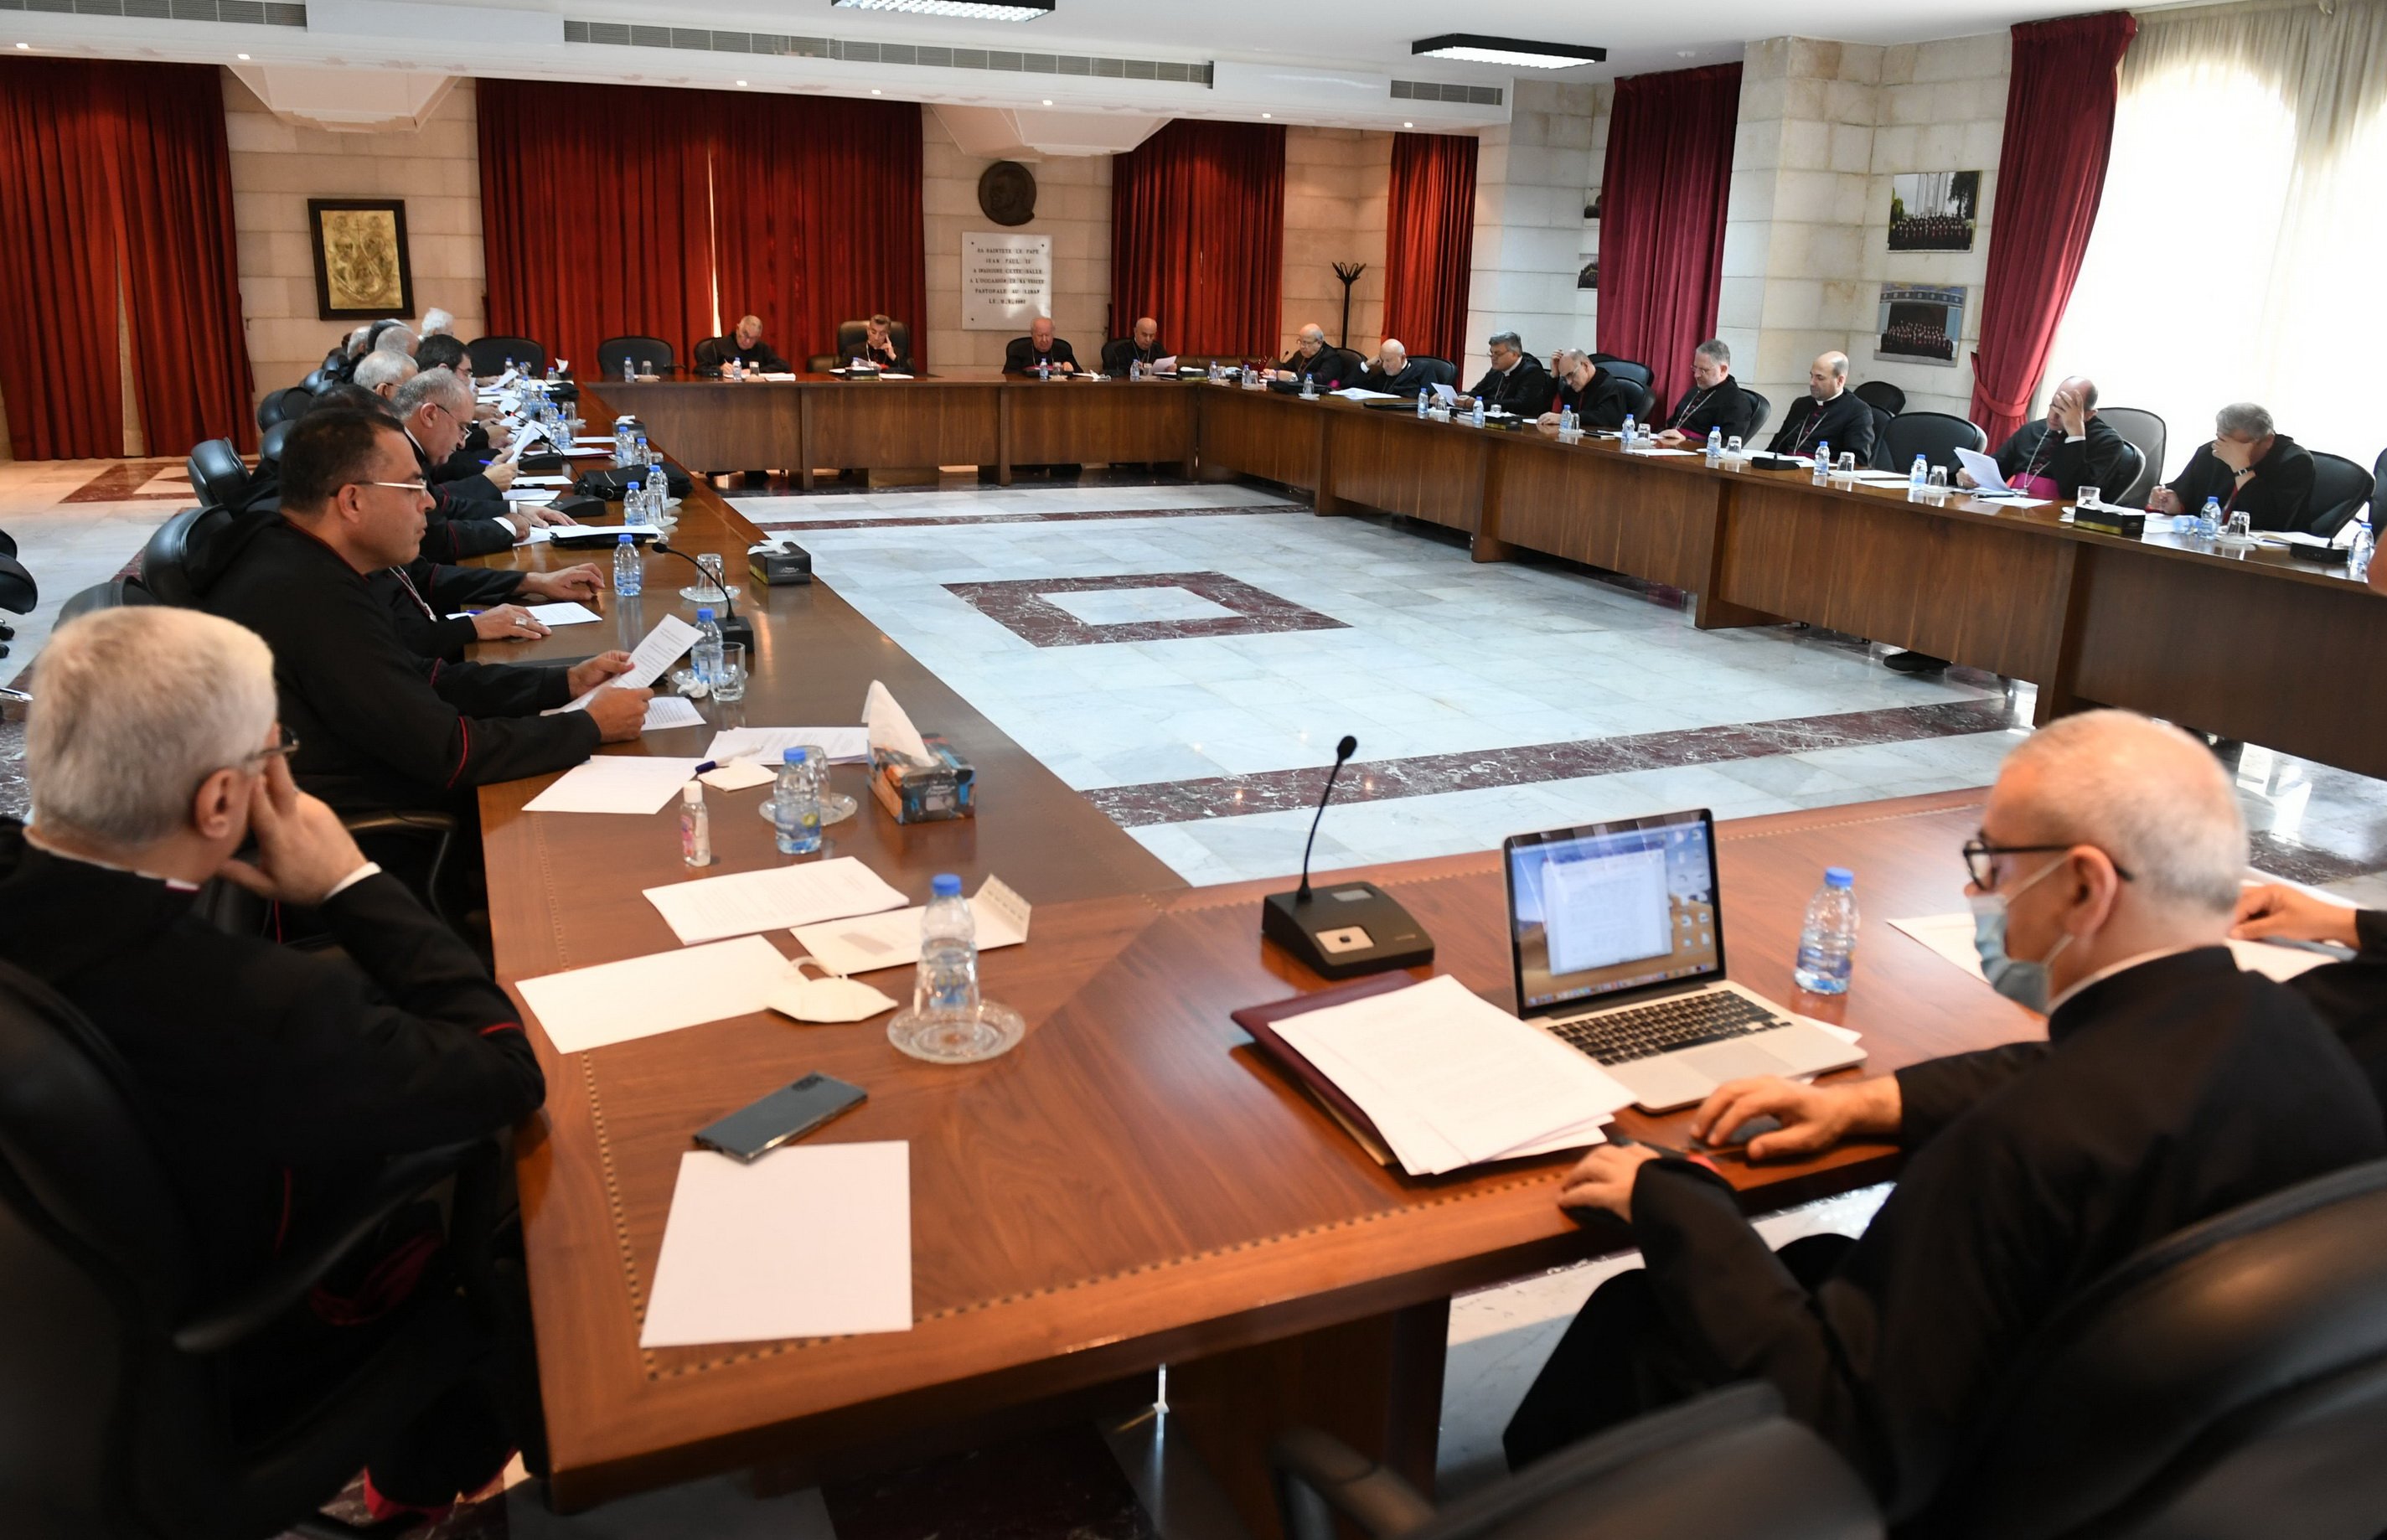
[1231,971,1424,1166]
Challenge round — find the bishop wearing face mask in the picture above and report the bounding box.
[1503,710,2383,1522]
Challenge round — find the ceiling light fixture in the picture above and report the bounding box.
[1403,120,1413,127]
[1411,33,1605,69]
[13,41,28,49]
[236,51,251,59]
[736,79,748,85]
[831,0,1055,18]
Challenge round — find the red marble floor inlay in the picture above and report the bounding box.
[944,571,1348,648]
[62,460,198,503]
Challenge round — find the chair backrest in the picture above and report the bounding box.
[1852,380,1906,417]
[133,506,237,607]
[1882,411,1988,474]
[1867,406,1898,470]
[1099,336,1137,374]
[1741,388,1771,442]
[256,421,290,471]
[1413,356,1460,389]
[185,438,248,510]
[834,318,911,363]
[2097,407,2167,488]
[2304,451,2374,539]
[1593,357,1653,390]
[1411,1384,1880,1539]
[2105,439,2151,507]
[0,961,206,1536]
[1618,380,1656,423]
[0,553,36,618]
[464,335,548,377]
[255,390,286,432]
[593,335,674,378]
[299,368,328,392]
[1924,1158,2387,1540]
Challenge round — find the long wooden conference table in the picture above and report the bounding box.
[472,389,2038,1531]
[607,373,2387,783]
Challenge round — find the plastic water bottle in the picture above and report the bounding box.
[1129,358,1143,381]
[772,747,821,855]
[1559,405,1578,437]
[1038,358,1051,381]
[2351,516,2374,581]
[545,359,559,384]
[1705,426,1723,466]
[643,464,664,520]
[2199,496,2224,540]
[632,430,650,468]
[1811,442,1832,484]
[690,607,724,694]
[1416,390,1430,420]
[1909,453,1930,500]
[1299,372,1317,400]
[1620,412,1637,448]
[612,533,641,597]
[917,874,980,1019]
[1470,397,1486,428]
[622,354,635,384]
[1793,867,1860,995]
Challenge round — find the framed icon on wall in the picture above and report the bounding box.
[308,198,415,320]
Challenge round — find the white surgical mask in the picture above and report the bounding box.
[1966,857,2074,1012]
[767,959,896,1024]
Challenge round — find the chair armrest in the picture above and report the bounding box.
[1269,1428,1436,1540]
[171,1138,487,1355]
[339,810,457,841]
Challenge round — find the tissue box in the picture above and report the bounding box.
[2074,505,2146,540]
[871,736,974,823]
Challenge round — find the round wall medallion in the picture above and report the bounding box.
[978,161,1038,226]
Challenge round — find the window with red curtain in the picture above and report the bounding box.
[1969,12,2137,446]
[1111,120,1285,359]
[1380,132,1477,367]
[711,96,927,371]
[0,57,252,461]
[477,80,718,374]
[1594,63,1743,413]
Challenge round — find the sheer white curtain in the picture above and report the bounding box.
[2049,0,2387,478]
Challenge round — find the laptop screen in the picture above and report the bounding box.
[1504,810,1724,1016]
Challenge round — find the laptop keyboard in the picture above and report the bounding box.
[1549,991,1788,1065]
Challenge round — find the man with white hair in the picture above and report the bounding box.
[0,606,544,1515]
[1272,322,1358,394]
[2147,401,2318,533]
[1505,710,2383,1519]
[419,306,455,338]
[352,348,416,401]
[373,323,418,358]
[393,369,568,561]
[695,313,792,376]
[1356,338,1437,396]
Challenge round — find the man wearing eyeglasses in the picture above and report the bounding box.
[392,370,571,562]
[1505,710,2382,1520]
[0,605,545,1518]
[203,409,651,818]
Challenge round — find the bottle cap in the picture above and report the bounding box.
[1825,866,1855,888]
[682,782,702,804]
[696,607,715,621]
[617,532,633,543]
[783,746,808,763]
[932,874,964,897]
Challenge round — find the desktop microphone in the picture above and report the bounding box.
[1260,735,1434,980]
[651,542,756,651]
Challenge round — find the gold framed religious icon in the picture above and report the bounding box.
[308,199,415,319]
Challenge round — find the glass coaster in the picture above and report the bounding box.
[887,1001,1026,1064]
[759,792,858,826]
[679,582,742,604]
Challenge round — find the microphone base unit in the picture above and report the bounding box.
[715,613,757,652]
[1260,881,1434,980]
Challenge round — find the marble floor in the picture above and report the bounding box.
[3,457,2383,1537]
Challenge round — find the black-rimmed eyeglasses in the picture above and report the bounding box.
[1962,836,2133,889]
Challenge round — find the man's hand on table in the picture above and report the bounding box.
[514,504,577,528]
[2232,882,2363,947]
[1556,1144,1663,1218]
[1690,1074,1904,1161]
[521,564,603,602]
[472,604,550,643]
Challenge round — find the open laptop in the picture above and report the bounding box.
[1503,809,1864,1112]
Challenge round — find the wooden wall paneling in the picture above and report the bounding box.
[1196,385,1321,489]
[600,382,795,477]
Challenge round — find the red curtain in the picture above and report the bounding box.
[1111,120,1285,358]
[1380,132,1477,365]
[712,96,927,371]
[478,80,717,374]
[1595,63,1742,411]
[1969,12,2137,444]
[0,58,251,460]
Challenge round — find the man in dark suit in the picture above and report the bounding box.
[1505,710,2384,1524]
[2234,883,2387,1111]
[1004,317,1080,375]
[1959,375,2131,501]
[1103,315,1167,377]
[2148,401,2318,533]
[202,410,648,817]
[415,333,515,483]
[0,605,548,1519]
[1765,351,1877,463]
[392,370,574,562]
[1655,338,1760,446]
[1272,323,1358,393]
[1538,349,1640,429]
[694,315,792,377]
[1460,331,1552,417]
[1356,339,1439,396]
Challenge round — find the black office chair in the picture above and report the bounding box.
[1271,1383,1880,1540]
[1098,337,1141,375]
[834,318,911,367]
[2097,408,2166,499]
[256,421,290,473]
[1866,406,1898,470]
[132,506,237,609]
[1590,357,1653,391]
[0,531,34,660]
[1740,388,1771,442]
[183,439,250,511]
[1852,380,1906,417]
[0,959,506,1540]
[2100,440,2147,506]
[464,335,549,377]
[256,386,313,432]
[300,368,329,392]
[1881,411,1986,475]
[1617,380,1656,424]
[594,335,674,379]
[2303,452,2374,540]
[1412,357,1460,390]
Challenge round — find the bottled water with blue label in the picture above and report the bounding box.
[1793,867,1859,995]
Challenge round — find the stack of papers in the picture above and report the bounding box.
[517,933,798,1052]
[645,856,907,945]
[1271,975,1634,1175]
[1889,913,2333,986]
[643,697,705,731]
[793,876,1030,976]
[524,756,705,814]
[705,726,872,766]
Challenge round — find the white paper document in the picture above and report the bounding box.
[705,726,872,766]
[1890,912,2331,987]
[513,524,584,545]
[504,488,559,504]
[514,474,574,488]
[1430,382,1459,405]
[556,614,699,711]
[640,1142,912,1348]
[643,696,705,732]
[644,856,908,946]
[523,755,706,815]
[699,759,778,792]
[792,876,1031,977]
[1333,387,1400,401]
[1954,447,2009,493]
[527,601,601,626]
[1152,355,1178,373]
[1272,974,1635,1176]
[863,680,932,764]
[517,934,798,1053]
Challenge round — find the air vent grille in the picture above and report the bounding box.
[564,18,1211,84]
[0,0,305,19]
[1391,79,1504,106]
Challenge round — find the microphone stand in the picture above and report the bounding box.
[650,543,755,651]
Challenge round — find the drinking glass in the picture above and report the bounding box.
[1835,452,1857,479]
[2227,509,2252,541]
[713,643,747,703]
[640,358,654,380]
[697,551,726,593]
[1927,467,1950,500]
[1724,435,1744,461]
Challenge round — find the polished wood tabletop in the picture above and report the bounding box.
[466,420,2038,1514]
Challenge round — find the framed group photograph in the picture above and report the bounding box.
[308,198,414,320]
[1887,171,1980,253]
[1876,283,1966,365]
